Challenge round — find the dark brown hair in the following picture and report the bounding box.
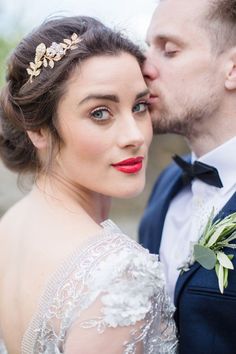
[0,16,144,174]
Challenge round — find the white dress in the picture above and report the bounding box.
[0,220,178,353]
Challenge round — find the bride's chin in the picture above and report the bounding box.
[114,181,146,200]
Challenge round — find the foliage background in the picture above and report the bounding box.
[0,37,12,86]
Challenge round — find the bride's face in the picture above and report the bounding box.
[54,53,153,198]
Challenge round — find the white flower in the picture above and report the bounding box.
[85,248,164,327]
[46,42,64,58]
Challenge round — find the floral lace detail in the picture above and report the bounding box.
[19,220,178,354]
[81,249,164,329]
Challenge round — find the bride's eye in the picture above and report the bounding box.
[132,101,150,114]
[90,107,112,121]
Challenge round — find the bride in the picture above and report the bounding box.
[0,16,178,353]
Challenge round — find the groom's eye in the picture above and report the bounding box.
[164,42,179,57]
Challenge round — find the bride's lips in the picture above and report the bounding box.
[111,156,144,174]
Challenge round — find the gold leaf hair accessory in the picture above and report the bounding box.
[26,33,82,83]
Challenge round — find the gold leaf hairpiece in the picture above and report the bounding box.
[26,33,82,83]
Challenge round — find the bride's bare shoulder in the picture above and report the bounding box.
[0,195,30,234]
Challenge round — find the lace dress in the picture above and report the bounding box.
[0,220,178,353]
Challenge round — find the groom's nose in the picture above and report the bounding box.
[142,54,159,82]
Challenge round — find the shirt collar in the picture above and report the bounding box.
[191,136,236,194]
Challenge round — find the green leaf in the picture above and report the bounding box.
[218,264,224,294]
[194,244,217,270]
[206,225,227,248]
[225,231,236,243]
[217,252,234,270]
[226,244,236,249]
[215,262,219,277]
[199,209,214,245]
[224,267,228,287]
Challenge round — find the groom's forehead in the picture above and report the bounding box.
[146,0,209,43]
[152,0,209,24]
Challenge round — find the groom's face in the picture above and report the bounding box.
[143,0,225,137]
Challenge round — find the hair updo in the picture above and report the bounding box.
[0,16,144,174]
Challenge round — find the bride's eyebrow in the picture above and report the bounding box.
[79,89,150,106]
[79,94,119,105]
[136,89,150,99]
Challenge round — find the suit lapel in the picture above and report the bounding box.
[214,190,236,221]
[174,189,236,306]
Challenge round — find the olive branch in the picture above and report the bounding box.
[179,211,236,293]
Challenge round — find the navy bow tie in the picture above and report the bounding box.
[172,155,223,188]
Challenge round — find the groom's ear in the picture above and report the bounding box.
[225,47,236,90]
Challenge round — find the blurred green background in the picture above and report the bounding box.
[0,37,14,86]
[0,35,189,239]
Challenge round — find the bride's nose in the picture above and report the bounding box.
[117,115,145,149]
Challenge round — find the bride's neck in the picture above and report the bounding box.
[32,173,111,224]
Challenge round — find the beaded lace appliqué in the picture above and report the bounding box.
[18,220,178,354]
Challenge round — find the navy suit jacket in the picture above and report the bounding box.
[139,157,236,354]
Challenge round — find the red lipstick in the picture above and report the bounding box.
[112,156,144,174]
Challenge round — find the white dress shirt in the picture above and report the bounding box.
[160,136,236,301]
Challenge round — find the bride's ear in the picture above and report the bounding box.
[27,128,49,150]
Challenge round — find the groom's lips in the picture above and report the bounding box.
[111,156,144,174]
[148,95,159,104]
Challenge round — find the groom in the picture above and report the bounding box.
[139,0,236,353]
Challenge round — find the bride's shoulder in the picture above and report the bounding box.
[0,196,30,240]
[0,197,31,274]
[0,194,29,224]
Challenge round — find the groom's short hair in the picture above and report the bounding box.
[204,0,236,52]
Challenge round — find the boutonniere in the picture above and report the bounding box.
[178,211,236,293]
